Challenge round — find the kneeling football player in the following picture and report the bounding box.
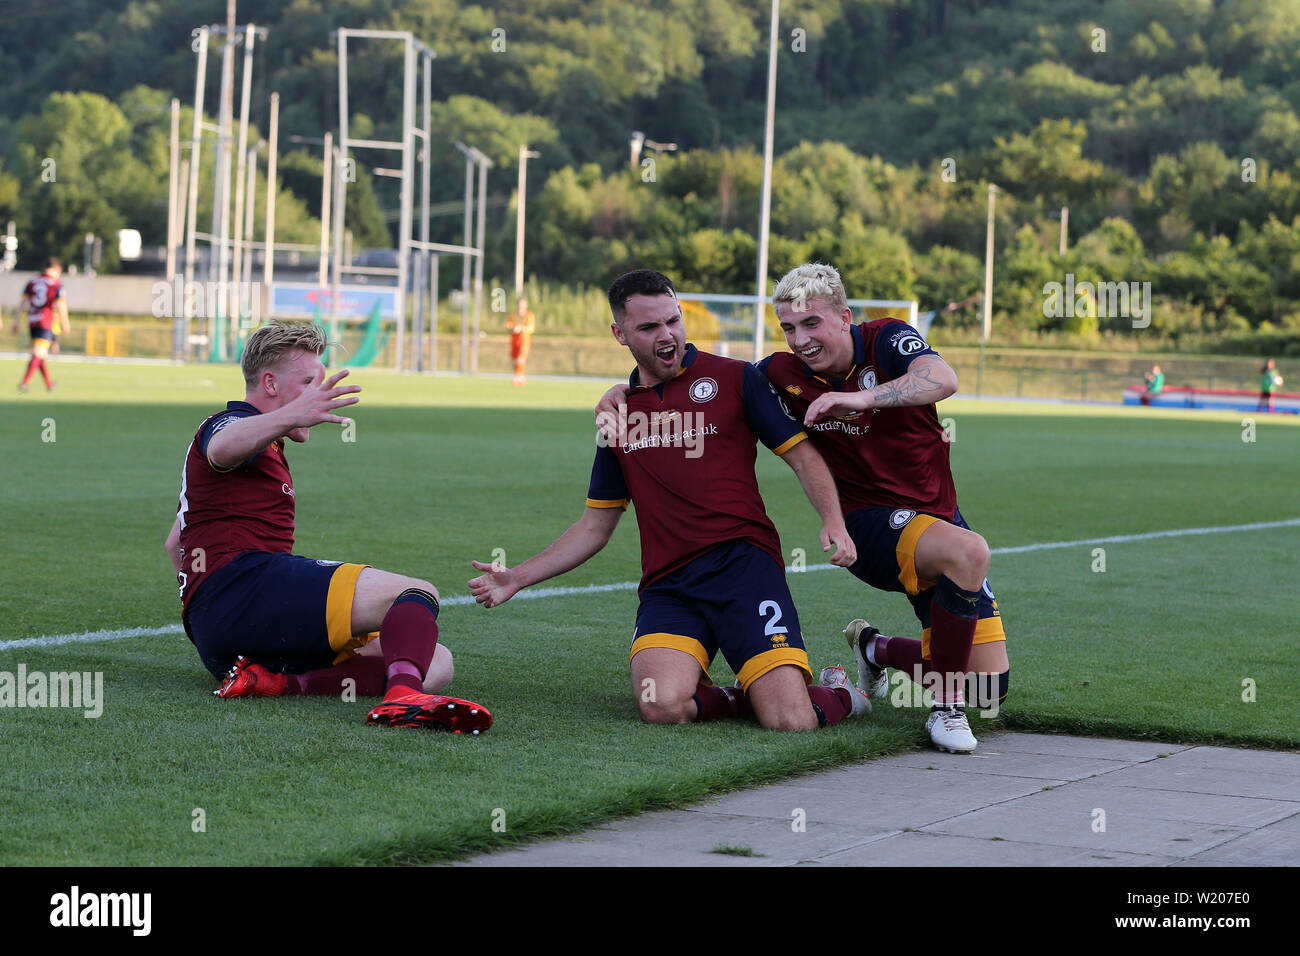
[470,269,868,731]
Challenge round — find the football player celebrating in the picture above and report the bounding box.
[470,269,868,731]
[594,264,1009,753]
[166,321,491,733]
[13,256,68,392]
[764,263,1007,753]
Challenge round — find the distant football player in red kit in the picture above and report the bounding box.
[165,321,490,733]
[13,257,68,392]
[470,269,868,731]
[765,263,1008,753]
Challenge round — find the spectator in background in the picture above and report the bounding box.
[1140,364,1164,406]
[508,297,536,385]
[1258,359,1283,413]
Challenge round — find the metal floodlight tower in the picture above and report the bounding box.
[335,28,439,371]
[180,14,267,361]
[453,141,491,374]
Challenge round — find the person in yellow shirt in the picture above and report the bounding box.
[508,297,536,385]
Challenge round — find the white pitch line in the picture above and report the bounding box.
[4,517,1298,652]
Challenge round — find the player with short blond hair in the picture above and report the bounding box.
[166,320,491,733]
[765,262,1007,753]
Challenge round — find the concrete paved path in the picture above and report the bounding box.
[458,733,1300,866]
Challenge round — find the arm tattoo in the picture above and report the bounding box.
[871,363,947,408]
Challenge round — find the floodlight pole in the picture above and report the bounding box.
[979,182,999,398]
[983,182,997,342]
[168,97,183,360]
[457,146,473,373]
[231,24,255,343]
[1059,205,1068,255]
[418,55,432,371]
[319,131,332,287]
[212,4,236,358]
[515,144,540,299]
[167,98,180,284]
[264,92,278,294]
[185,27,208,293]
[472,149,492,375]
[752,0,780,363]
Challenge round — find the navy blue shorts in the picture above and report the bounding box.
[844,506,1005,650]
[184,551,371,677]
[29,325,54,343]
[629,539,811,691]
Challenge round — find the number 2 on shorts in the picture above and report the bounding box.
[758,599,788,636]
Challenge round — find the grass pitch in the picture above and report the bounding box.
[1,360,1296,865]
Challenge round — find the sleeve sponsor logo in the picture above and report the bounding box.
[896,335,927,355]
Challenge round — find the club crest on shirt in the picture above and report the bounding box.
[889,509,916,530]
[689,377,718,403]
[859,368,877,391]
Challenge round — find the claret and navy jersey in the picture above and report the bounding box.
[587,343,807,590]
[759,318,956,519]
[24,273,63,331]
[175,401,296,613]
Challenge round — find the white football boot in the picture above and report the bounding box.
[844,619,890,699]
[925,705,978,753]
[819,665,872,717]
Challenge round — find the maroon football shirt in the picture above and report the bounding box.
[23,274,62,330]
[759,319,957,519]
[588,345,807,589]
[175,402,296,613]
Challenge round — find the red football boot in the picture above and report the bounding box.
[366,690,492,735]
[214,656,289,698]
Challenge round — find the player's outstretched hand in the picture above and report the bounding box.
[468,560,522,608]
[804,390,869,426]
[594,384,631,446]
[283,367,361,431]
[821,523,857,568]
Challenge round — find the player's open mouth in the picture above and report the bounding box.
[655,345,677,362]
[799,344,823,360]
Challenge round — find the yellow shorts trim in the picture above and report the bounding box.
[586,497,629,510]
[325,563,370,653]
[920,615,1006,658]
[897,513,941,595]
[735,647,812,692]
[331,630,379,666]
[629,632,711,674]
[772,432,808,456]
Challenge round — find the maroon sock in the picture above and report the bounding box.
[294,655,386,697]
[807,685,851,726]
[38,359,52,386]
[693,682,753,722]
[876,634,924,676]
[927,577,979,705]
[379,589,439,697]
[21,356,39,385]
